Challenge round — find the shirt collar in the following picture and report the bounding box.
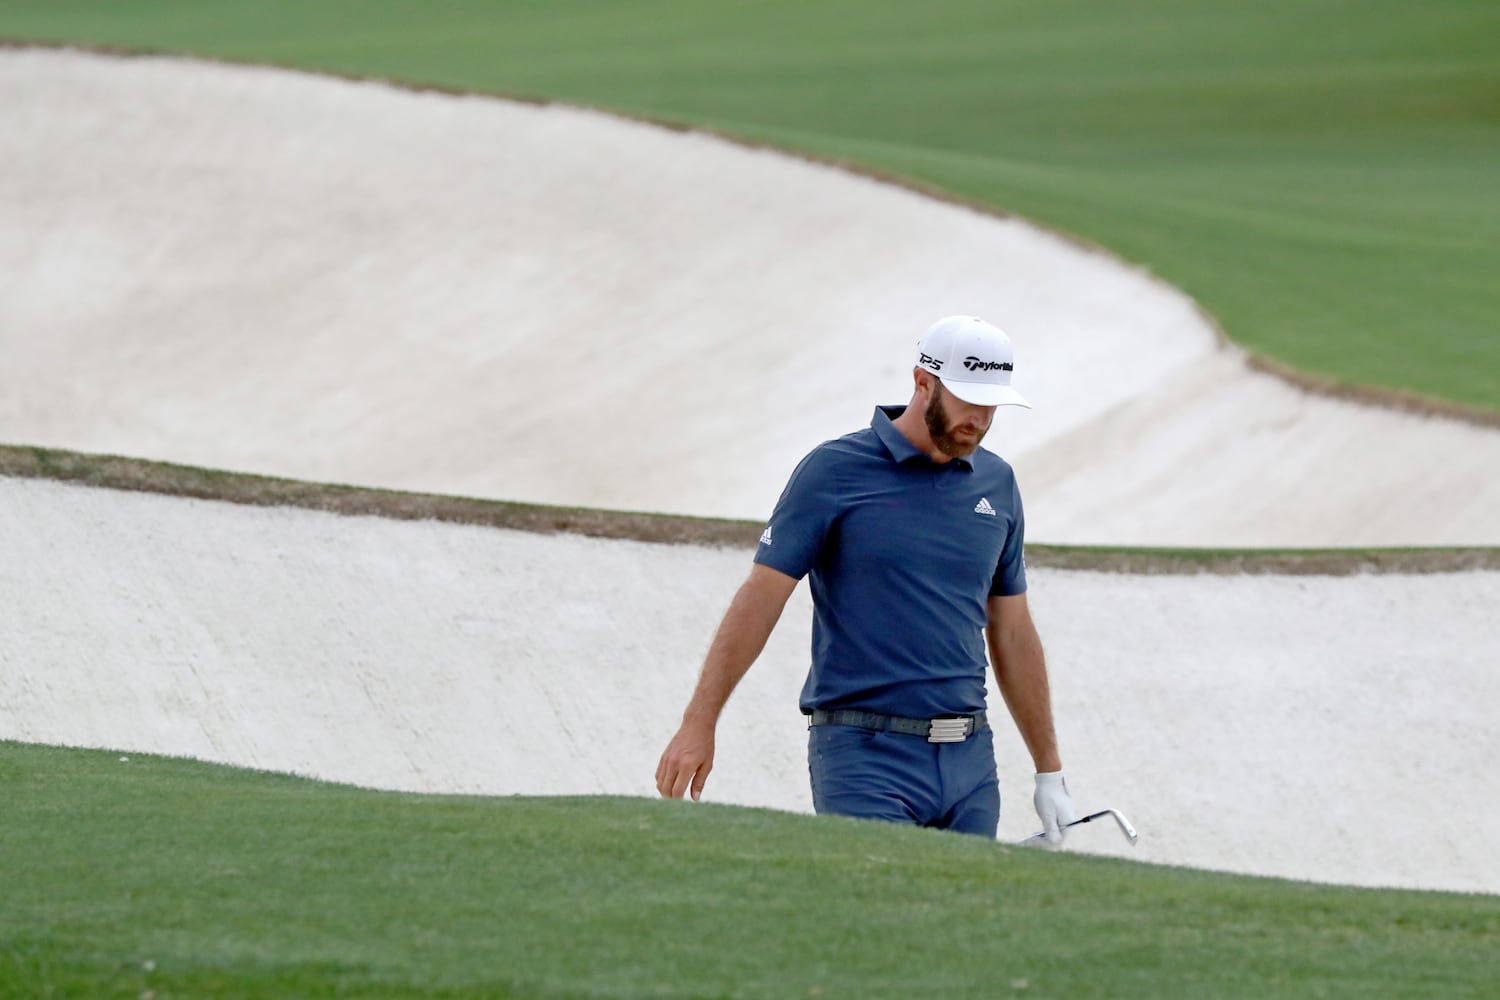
[871,405,973,470]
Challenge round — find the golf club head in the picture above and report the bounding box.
[1022,808,1138,847]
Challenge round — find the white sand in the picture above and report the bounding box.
[3,49,1499,545]
[3,49,1498,895]
[2,476,1496,895]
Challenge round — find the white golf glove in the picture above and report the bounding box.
[1034,771,1078,845]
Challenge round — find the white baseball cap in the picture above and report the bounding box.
[915,315,1030,408]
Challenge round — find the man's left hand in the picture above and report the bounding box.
[1034,771,1077,844]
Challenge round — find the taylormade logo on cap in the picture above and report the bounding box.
[916,316,1030,408]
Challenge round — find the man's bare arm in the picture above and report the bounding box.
[655,563,799,800]
[986,592,1062,773]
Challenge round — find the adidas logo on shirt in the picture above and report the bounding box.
[974,497,997,517]
[760,525,774,545]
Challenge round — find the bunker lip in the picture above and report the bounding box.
[3,445,1498,575]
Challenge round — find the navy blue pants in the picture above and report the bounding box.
[807,724,1001,837]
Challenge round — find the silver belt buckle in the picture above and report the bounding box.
[927,717,969,743]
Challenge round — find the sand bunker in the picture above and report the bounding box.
[3,49,1498,545]
[2,476,1496,895]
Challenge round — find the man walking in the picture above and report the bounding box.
[655,316,1077,842]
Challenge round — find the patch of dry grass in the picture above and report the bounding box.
[5,443,1495,575]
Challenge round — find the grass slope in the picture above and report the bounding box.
[3,743,1497,999]
[3,0,1498,416]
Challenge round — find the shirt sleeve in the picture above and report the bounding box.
[990,474,1028,597]
[753,444,839,581]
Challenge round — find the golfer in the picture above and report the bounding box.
[656,316,1078,841]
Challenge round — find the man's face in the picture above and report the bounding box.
[924,379,996,459]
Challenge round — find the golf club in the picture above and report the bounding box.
[1023,808,1138,846]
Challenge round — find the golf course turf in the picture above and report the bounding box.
[3,5,1498,997]
[5,744,1498,999]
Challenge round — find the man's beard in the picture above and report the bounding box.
[924,387,989,458]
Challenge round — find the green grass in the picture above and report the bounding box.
[3,0,1498,415]
[3,743,1497,999]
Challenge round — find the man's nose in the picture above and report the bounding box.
[967,404,996,428]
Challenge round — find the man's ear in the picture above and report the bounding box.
[913,368,938,400]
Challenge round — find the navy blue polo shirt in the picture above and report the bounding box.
[755,405,1028,719]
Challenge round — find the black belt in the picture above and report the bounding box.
[807,709,989,744]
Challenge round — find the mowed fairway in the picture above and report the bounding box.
[3,0,1498,415]
[5,744,1498,1000]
